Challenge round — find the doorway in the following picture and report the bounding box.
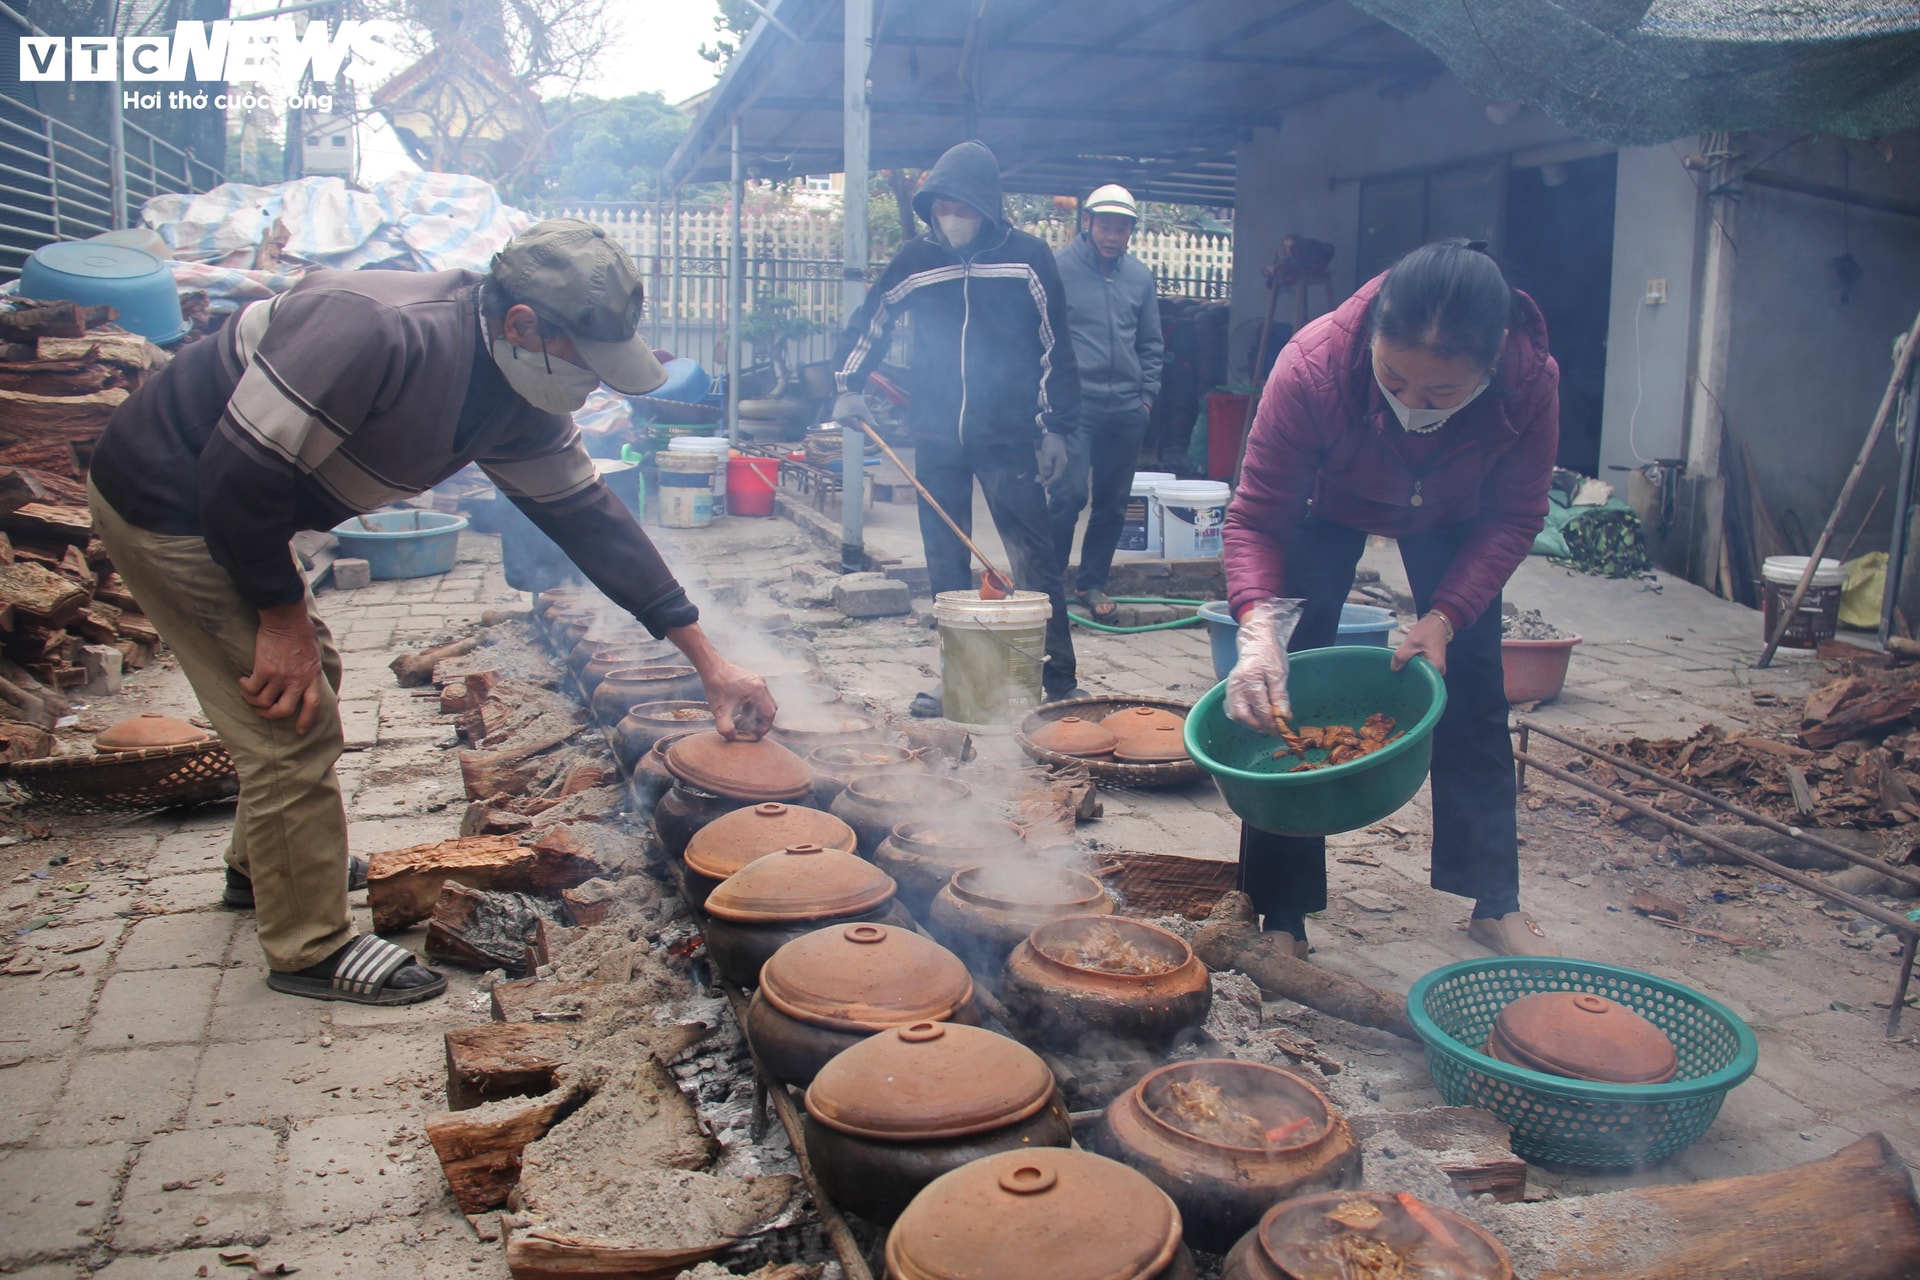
[1502,153,1618,476]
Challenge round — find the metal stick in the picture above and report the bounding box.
[1889,934,1918,1038]
[1514,718,1920,893]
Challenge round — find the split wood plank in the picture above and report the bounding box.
[1350,1108,1527,1203]
[364,834,535,934]
[444,1022,573,1110]
[425,1088,578,1214]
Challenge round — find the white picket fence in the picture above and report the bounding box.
[549,202,1232,370]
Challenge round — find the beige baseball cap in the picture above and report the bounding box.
[490,218,668,395]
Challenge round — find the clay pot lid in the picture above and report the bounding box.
[1491,991,1678,1084]
[702,844,896,923]
[95,713,210,752]
[806,1019,1052,1141]
[845,773,971,805]
[885,1148,1181,1280]
[763,923,973,1034]
[621,701,714,728]
[1101,705,1186,739]
[1111,725,1190,764]
[1253,1191,1514,1280]
[890,818,1026,856]
[685,803,857,882]
[1028,916,1194,981]
[1135,1059,1334,1153]
[950,862,1108,910]
[1031,715,1119,758]
[809,743,917,771]
[665,731,812,801]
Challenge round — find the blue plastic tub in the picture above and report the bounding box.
[20,241,186,342]
[1197,601,1399,680]
[330,510,468,580]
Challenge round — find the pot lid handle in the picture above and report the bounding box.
[998,1164,1057,1196]
[843,923,888,945]
[896,1021,946,1042]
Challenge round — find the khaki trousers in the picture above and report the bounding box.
[89,479,352,971]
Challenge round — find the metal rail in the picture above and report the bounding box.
[1511,733,1918,1036]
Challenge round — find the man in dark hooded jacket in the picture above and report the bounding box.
[834,140,1082,713]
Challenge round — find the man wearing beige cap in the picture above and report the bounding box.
[88,219,776,1005]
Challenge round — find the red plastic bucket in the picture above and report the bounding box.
[1205,392,1252,480]
[727,456,779,516]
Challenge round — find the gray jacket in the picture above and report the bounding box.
[1055,233,1164,416]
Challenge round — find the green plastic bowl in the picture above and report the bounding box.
[1183,646,1446,836]
[1407,958,1758,1169]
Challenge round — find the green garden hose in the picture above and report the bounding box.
[1066,596,1211,634]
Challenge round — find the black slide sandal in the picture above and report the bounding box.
[266,934,447,1005]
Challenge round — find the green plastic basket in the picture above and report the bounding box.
[1406,958,1758,1169]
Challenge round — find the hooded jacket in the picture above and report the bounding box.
[837,141,1079,448]
[1223,272,1559,630]
[1056,232,1163,414]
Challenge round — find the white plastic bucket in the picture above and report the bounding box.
[1156,479,1230,559]
[933,589,1053,725]
[1760,555,1846,649]
[669,436,731,509]
[657,451,716,528]
[1116,471,1175,558]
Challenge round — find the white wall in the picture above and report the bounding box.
[1597,146,1701,476]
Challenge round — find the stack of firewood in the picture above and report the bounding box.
[0,299,170,702]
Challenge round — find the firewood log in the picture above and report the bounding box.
[365,834,537,934]
[0,561,88,625]
[0,365,114,395]
[528,825,609,893]
[389,634,488,686]
[1192,892,1418,1040]
[424,882,551,978]
[0,502,93,545]
[0,389,127,445]
[443,1022,573,1110]
[0,440,80,478]
[36,334,153,368]
[1350,1109,1527,1203]
[424,1087,580,1214]
[0,302,86,340]
[1503,1133,1920,1280]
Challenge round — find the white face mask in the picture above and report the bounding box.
[1374,367,1490,435]
[938,213,981,248]
[492,338,602,414]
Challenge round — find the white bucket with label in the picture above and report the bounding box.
[669,435,731,510]
[657,451,717,528]
[1156,479,1230,559]
[1115,471,1175,558]
[1760,555,1846,649]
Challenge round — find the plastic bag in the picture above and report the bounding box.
[1841,552,1887,629]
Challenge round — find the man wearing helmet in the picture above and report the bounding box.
[1049,184,1164,620]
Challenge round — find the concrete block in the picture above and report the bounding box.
[85,967,220,1048]
[331,557,372,590]
[832,572,912,619]
[78,643,122,696]
[0,1144,128,1265]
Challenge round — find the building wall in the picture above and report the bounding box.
[1229,76,1579,383]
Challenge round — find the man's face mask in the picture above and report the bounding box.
[492,337,602,414]
[938,213,981,248]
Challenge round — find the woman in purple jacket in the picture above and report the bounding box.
[1221,240,1559,958]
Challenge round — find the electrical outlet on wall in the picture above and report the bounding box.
[1644,278,1668,306]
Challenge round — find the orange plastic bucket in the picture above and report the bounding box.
[727,456,780,516]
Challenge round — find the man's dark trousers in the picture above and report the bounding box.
[1049,404,1149,594]
[914,431,1076,695]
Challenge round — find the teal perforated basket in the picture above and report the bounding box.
[1406,958,1758,1169]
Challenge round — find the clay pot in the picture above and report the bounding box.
[1092,1060,1360,1253]
[592,666,703,725]
[1487,991,1678,1084]
[543,606,600,653]
[926,862,1114,973]
[634,731,696,811]
[1002,916,1210,1053]
[534,587,601,629]
[873,818,1028,919]
[701,844,911,986]
[885,1148,1195,1280]
[768,705,885,753]
[804,1021,1071,1223]
[683,802,858,911]
[830,774,973,856]
[747,923,977,1087]
[579,643,681,692]
[1030,715,1119,759]
[94,714,210,753]
[664,731,813,803]
[615,701,715,771]
[653,782,757,861]
[1222,1191,1513,1280]
[807,743,929,806]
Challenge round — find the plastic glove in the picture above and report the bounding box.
[1036,432,1070,487]
[1225,598,1305,736]
[832,390,873,428]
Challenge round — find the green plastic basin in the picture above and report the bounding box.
[1184,646,1447,836]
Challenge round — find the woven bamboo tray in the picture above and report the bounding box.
[6,740,239,813]
[1016,695,1205,788]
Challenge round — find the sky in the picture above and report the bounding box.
[358,0,727,185]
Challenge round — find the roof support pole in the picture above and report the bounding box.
[668,190,682,356]
[840,0,871,571]
[727,116,744,447]
[107,0,128,228]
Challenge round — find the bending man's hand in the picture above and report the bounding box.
[1224,598,1302,736]
[666,623,779,741]
[239,601,325,735]
[1391,611,1451,676]
[832,390,873,428]
[1036,432,1069,487]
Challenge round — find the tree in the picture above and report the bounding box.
[698,0,756,65]
[540,94,691,203]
